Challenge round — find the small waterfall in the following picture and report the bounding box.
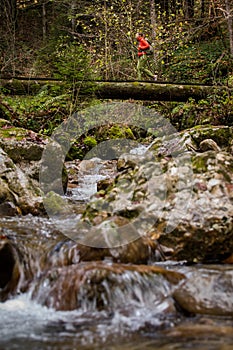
[66,144,151,203]
[75,266,178,335]
[30,262,179,316]
[1,217,233,350]
[71,174,106,201]
[2,144,233,350]
[67,157,116,202]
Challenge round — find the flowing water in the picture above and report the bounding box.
[1,253,233,350]
[1,156,233,350]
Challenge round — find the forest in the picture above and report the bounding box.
[0,0,233,135]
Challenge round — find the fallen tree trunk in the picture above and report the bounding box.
[0,77,232,101]
[0,77,62,95]
[93,81,232,102]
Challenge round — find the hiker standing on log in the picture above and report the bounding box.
[136,33,157,81]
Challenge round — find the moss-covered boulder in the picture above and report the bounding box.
[75,124,233,263]
[0,147,44,215]
[0,122,68,193]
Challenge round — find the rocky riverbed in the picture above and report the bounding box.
[0,114,233,349]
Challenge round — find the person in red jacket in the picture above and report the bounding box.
[136,33,157,81]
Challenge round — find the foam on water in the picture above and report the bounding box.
[0,275,175,346]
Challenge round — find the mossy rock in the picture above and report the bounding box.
[107,125,135,140]
[90,124,136,143]
[191,153,209,173]
[43,191,73,216]
[188,125,233,148]
[0,127,46,163]
[66,143,86,161]
[0,119,11,128]
[0,126,28,141]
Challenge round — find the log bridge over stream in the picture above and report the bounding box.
[0,76,232,102]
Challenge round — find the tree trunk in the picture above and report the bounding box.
[184,0,195,19]
[225,0,233,56]
[1,0,17,74]
[1,78,231,102]
[150,0,158,68]
[42,2,47,41]
[92,81,231,102]
[71,0,77,32]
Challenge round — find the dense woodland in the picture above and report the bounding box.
[1,0,233,81]
[0,0,232,136]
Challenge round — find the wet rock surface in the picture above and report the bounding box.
[31,261,183,311]
[173,265,233,315]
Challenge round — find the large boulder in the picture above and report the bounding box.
[0,123,68,191]
[0,122,68,215]
[76,125,233,263]
[173,265,233,316]
[0,147,45,215]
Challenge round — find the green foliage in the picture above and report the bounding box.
[170,93,233,131]
[1,35,96,134]
[1,0,233,82]
[53,41,93,84]
[107,124,132,139]
[1,0,233,159]
[162,40,230,84]
[2,87,74,135]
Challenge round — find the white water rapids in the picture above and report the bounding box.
[0,266,176,350]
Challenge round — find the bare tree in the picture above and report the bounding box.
[223,0,233,56]
[0,0,17,74]
[42,1,47,41]
[184,0,195,19]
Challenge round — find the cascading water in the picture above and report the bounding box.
[66,157,116,202]
[1,245,233,350]
[0,216,181,350]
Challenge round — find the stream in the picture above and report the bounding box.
[1,290,233,350]
[0,154,233,350]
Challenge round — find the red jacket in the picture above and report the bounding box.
[137,36,150,57]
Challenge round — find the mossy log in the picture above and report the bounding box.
[93,81,232,101]
[0,78,232,101]
[0,77,62,95]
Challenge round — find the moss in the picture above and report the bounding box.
[0,119,11,128]
[43,191,69,216]
[83,136,97,148]
[108,125,125,139]
[190,126,233,148]
[192,153,208,173]
[66,144,85,161]
[0,127,28,141]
